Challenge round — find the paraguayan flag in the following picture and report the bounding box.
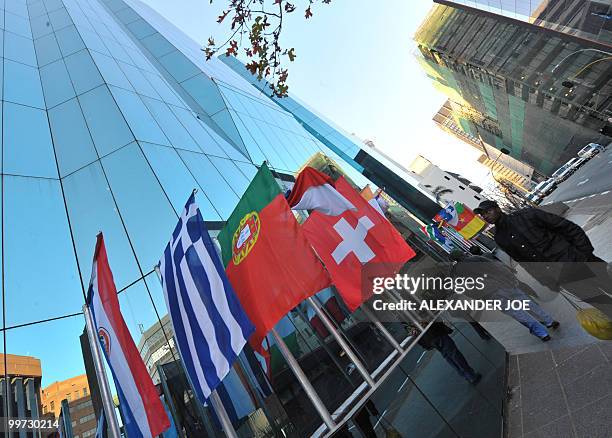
[159,193,255,402]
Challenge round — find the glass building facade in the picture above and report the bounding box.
[436,0,612,46]
[416,3,612,176]
[0,0,506,436]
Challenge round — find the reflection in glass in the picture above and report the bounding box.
[4,176,82,326]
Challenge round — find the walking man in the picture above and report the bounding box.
[474,200,612,317]
[450,250,559,341]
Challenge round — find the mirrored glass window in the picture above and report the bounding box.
[139,142,221,220]
[63,161,141,290]
[48,8,73,32]
[140,32,175,57]
[34,32,63,67]
[177,150,239,219]
[90,50,134,90]
[126,19,156,39]
[142,71,185,107]
[4,59,45,109]
[40,59,76,108]
[208,156,251,198]
[3,102,57,178]
[4,176,82,326]
[230,113,267,165]
[100,38,134,64]
[110,86,170,146]
[64,49,105,95]
[8,0,30,18]
[27,1,48,18]
[4,31,37,67]
[233,161,258,181]
[141,96,199,152]
[55,25,86,57]
[30,14,54,39]
[48,98,99,176]
[117,61,159,98]
[78,85,134,156]
[79,27,110,55]
[169,106,239,160]
[5,11,31,38]
[101,142,177,271]
[158,50,199,82]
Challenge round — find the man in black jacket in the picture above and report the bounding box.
[474,200,612,317]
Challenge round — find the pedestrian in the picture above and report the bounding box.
[469,245,540,300]
[450,249,559,341]
[417,321,482,384]
[474,200,612,317]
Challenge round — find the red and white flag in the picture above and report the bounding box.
[287,166,356,215]
[302,178,416,311]
[88,233,170,438]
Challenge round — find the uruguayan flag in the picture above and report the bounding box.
[159,193,255,401]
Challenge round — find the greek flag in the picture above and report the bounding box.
[159,193,255,402]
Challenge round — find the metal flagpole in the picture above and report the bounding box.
[359,306,404,353]
[153,266,239,438]
[208,390,239,438]
[271,328,335,430]
[306,297,375,386]
[82,304,122,438]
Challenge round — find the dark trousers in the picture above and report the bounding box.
[433,335,478,383]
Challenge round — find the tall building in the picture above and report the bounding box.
[137,314,177,384]
[415,3,612,175]
[41,374,90,417]
[434,99,538,190]
[0,1,505,437]
[0,354,43,423]
[42,375,96,438]
[435,0,612,46]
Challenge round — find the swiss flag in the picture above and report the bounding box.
[302,177,416,311]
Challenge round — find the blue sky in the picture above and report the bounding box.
[141,0,492,185]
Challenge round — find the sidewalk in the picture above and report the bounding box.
[497,195,612,438]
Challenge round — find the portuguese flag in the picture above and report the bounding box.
[218,163,330,351]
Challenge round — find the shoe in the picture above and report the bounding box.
[546,321,560,330]
[540,335,551,342]
[470,373,482,385]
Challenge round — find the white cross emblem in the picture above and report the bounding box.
[331,216,376,264]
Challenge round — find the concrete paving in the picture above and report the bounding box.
[500,174,612,438]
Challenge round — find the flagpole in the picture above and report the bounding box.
[271,328,336,431]
[359,306,404,353]
[306,297,375,386]
[208,390,239,438]
[83,304,122,438]
[154,266,239,438]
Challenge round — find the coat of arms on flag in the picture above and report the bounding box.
[218,163,331,352]
[88,233,170,438]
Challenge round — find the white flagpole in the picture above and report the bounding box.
[208,390,239,438]
[271,328,336,431]
[83,304,122,438]
[153,266,238,438]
